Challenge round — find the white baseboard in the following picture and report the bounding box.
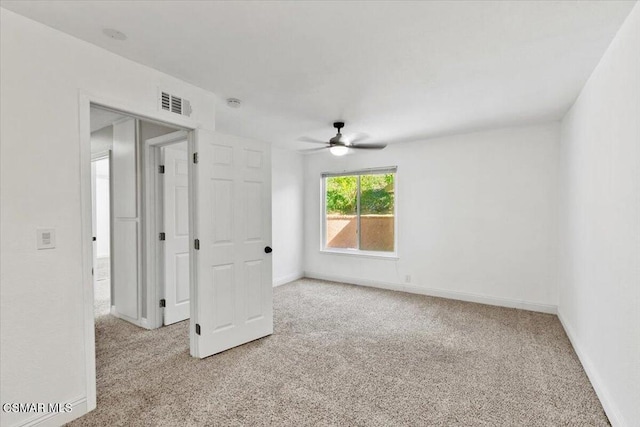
[304,271,557,314]
[140,317,151,330]
[109,306,146,328]
[16,396,87,427]
[557,312,622,427]
[273,271,304,287]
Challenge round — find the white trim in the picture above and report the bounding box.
[188,130,199,357]
[135,120,144,324]
[304,271,558,314]
[78,93,97,414]
[91,150,110,161]
[108,306,146,328]
[320,169,398,257]
[321,166,398,178]
[16,397,87,427]
[319,249,399,260]
[143,141,162,329]
[140,317,150,329]
[79,91,199,421]
[557,312,620,426]
[146,130,189,147]
[273,272,304,287]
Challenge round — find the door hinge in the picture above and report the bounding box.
[195,324,201,335]
[193,152,198,164]
[159,165,165,174]
[159,232,166,241]
[194,239,200,250]
[159,299,166,308]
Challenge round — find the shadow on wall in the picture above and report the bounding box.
[327,215,394,251]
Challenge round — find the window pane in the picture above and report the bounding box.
[325,176,357,249]
[360,173,395,252]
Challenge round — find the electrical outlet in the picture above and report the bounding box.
[405,275,411,283]
[37,228,56,250]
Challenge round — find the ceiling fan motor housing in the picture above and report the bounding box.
[299,121,385,154]
[331,122,346,145]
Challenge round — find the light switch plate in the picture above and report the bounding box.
[37,228,55,250]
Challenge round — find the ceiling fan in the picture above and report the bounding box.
[299,122,387,156]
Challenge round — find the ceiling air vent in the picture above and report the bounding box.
[160,91,192,117]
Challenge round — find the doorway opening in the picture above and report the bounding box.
[91,154,111,317]
[89,105,185,328]
[85,102,198,414]
[83,98,273,415]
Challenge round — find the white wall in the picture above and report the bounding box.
[139,120,178,143]
[304,123,560,312]
[0,9,216,427]
[90,125,113,154]
[272,147,305,285]
[558,4,640,426]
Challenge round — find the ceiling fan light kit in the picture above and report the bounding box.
[300,121,387,156]
[329,145,349,156]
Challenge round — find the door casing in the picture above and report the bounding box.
[143,130,190,329]
[162,142,191,324]
[79,92,200,412]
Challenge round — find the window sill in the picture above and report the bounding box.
[320,249,399,260]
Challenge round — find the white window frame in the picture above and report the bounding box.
[320,167,398,259]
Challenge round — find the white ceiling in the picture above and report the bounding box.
[2,1,636,149]
[90,107,127,132]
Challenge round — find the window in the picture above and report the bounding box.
[322,167,397,255]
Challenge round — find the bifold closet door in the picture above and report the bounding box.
[111,118,140,322]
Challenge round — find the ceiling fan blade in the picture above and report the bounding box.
[346,132,370,145]
[298,136,328,144]
[351,144,387,150]
[298,146,329,153]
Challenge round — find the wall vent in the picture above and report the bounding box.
[160,91,192,117]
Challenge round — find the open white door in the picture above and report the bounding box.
[162,143,190,325]
[190,129,273,358]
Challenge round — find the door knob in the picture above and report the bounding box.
[264,246,273,254]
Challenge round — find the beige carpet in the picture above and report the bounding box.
[69,278,608,426]
[93,278,110,317]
